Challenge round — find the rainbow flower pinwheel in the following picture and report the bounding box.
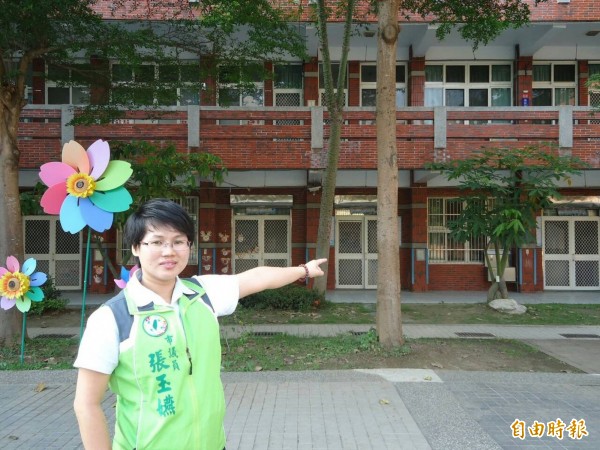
[115,264,139,289]
[0,256,48,313]
[39,139,133,233]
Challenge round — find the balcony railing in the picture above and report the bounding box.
[18,105,600,170]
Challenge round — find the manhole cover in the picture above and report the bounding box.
[455,332,495,338]
[252,331,283,337]
[560,333,600,339]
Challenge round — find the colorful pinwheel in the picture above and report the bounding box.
[0,256,47,313]
[39,139,133,233]
[115,265,139,289]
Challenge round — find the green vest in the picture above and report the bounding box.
[108,279,225,450]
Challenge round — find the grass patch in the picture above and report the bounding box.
[220,332,579,373]
[221,330,410,372]
[220,301,376,326]
[401,303,600,325]
[0,337,78,370]
[221,302,600,326]
[0,332,579,374]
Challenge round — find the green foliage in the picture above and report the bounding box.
[110,140,226,223]
[402,0,548,50]
[28,276,69,316]
[19,182,46,216]
[426,145,585,280]
[357,328,378,351]
[0,337,78,370]
[240,284,323,311]
[1,0,306,115]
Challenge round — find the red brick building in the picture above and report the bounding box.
[18,1,600,293]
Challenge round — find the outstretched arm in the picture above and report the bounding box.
[236,258,327,299]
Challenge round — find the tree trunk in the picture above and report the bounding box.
[0,87,25,347]
[312,110,342,294]
[375,0,403,348]
[312,0,355,295]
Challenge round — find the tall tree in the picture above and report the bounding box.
[0,0,305,346]
[375,0,402,347]
[375,0,547,347]
[427,146,583,302]
[311,0,359,294]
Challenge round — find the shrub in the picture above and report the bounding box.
[241,284,323,311]
[28,276,69,315]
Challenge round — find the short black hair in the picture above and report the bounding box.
[123,198,195,250]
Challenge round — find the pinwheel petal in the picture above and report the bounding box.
[60,196,87,233]
[22,258,36,276]
[30,272,48,287]
[15,297,32,313]
[115,279,126,289]
[90,187,133,213]
[120,265,130,281]
[41,183,69,215]
[87,140,111,180]
[62,140,90,174]
[6,256,19,273]
[39,162,76,187]
[94,161,133,191]
[0,267,8,277]
[1,296,16,310]
[79,198,114,232]
[26,286,44,302]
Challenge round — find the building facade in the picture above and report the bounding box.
[17,1,600,293]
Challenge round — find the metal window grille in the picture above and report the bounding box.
[273,91,304,140]
[428,198,487,263]
[24,216,82,289]
[589,90,600,124]
[543,218,600,289]
[233,215,290,274]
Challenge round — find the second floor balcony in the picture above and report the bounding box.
[17,105,600,172]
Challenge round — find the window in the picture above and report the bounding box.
[273,64,303,107]
[428,198,487,263]
[588,63,600,112]
[318,62,348,107]
[424,63,512,107]
[111,63,199,106]
[532,63,576,106]
[218,63,264,107]
[217,63,264,125]
[46,63,91,105]
[360,63,407,107]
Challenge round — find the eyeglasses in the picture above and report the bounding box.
[140,239,192,252]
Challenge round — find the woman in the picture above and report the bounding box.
[74,198,326,449]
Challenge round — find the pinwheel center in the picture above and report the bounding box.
[67,173,96,198]
[0,272,29,299]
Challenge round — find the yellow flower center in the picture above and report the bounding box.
[0,272,30,299]
[66,173,96,198]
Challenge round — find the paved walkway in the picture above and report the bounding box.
[4,289,599,449]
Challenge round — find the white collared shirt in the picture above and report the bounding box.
[74,272,239,375]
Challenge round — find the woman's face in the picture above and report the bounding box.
[131,225,190,287]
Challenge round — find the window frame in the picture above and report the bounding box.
[110,61,200,106]
[427,197,488,264]
[424,62,513,108]
[318,62,348,107]
[273,63,304,107]
[359,62,407,107]
[45,62,91,106]
[532,62,577,106]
